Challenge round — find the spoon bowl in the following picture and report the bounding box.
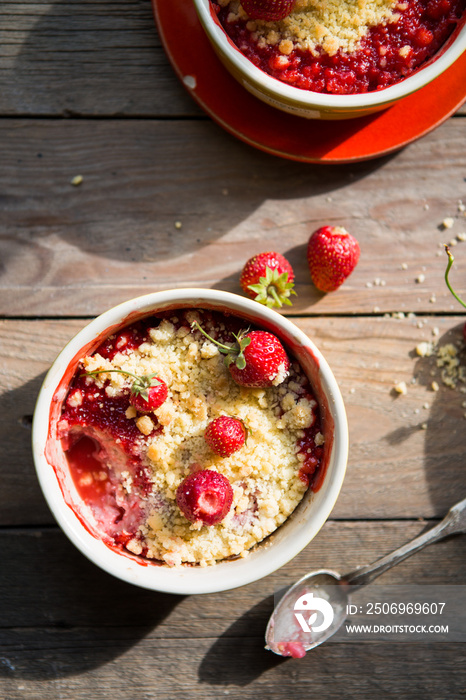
[266,496,466,657]
[265,570,349,657]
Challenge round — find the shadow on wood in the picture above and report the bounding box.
[0,529,183,680]
[198,595,286,686]
[385,321,466,515]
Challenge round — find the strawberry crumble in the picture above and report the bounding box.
[58,309,325,567]
[212,0,465,93]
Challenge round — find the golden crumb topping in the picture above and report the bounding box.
[225,0,399,56]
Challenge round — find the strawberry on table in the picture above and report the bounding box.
[192,322,290,388]
[205,416,247,457]
[307,225,360,293]
[240,251,296,308]
[176,469,234,525]
[241,0,295,21]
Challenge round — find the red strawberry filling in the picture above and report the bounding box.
[212,0,465,94]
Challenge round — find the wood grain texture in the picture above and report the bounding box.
[1,316,464,525]
[0,0,201,117]
[1,118,466,317]
[0,522,464,698]
[0,0,464,119]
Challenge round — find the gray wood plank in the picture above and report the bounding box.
[1,316,464,525]
[0,522,464,699]
[0,0,201,117]
[1,118,466,317]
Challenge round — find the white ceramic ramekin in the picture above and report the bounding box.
[193,0,466,120]
[32,289,348,594]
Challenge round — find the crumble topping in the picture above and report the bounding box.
[222,0,398,56]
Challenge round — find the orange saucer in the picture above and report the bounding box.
[152,0,466,163]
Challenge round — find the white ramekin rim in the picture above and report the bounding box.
[194,0,466,110]
[32,288,348,594]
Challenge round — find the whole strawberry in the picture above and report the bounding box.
[307,225,360,293]
[82,368,168,412]
[241,0,295,21]
[176,469,233,525]
[205,416,247,457]
[129,378,168,413]
[240,251,296,308]
[192,322,290,388]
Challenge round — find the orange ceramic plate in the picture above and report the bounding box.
[152,0,466,163]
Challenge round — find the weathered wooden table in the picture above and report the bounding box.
[1,1,466,698]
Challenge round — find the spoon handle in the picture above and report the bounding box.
[344,496,466,589]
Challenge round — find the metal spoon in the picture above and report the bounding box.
[265,496,466,657]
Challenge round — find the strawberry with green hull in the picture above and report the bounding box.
[444,245,466,342]
[307,226,360,293]
[241,0,294,21]
[192,321,290,388]
[82,369,168,412]
[205,415,248,457]
[240,251,296,308]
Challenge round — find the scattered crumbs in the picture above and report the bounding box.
[373,306,380,313]
[401,262,408,270]
[392,311,405,319]
[436,342,465,388]
[326,196,333,202]
[436,250,443,257]
[420,423,428,430]
[416,342,433,357]
[71,174,83,186]
[457,232,466,242]
[458,201,465,213]
[430,294,436,303]
[462,400,466,408]
[449,239,458,247]
[423,403,430,409]
[431,381,440,392]
[411,376,417,384]
[349,387,355,394]
[366,281,373,288]
[174,221,182,229]
[394,381,408,395]
[407,312,416,319]
[417,321,424,329]
[416,274,425,283]
[442,217,455,229]
[414,408,420,414]
[424,204,430,210]
[432,327,439,337]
